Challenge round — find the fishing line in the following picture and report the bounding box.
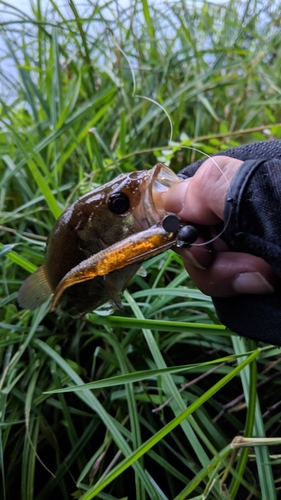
[172,144,231,248]
[113,37,231,248]
[174,145,230,191]
[113,39,137,94]
[113,38,174,143]
[134,94,174,144]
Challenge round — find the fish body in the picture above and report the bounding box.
[18,164,182,316]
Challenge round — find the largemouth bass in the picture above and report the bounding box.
[18,164,197,316]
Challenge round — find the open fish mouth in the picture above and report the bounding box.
[143,163,182,226]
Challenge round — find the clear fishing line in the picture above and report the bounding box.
[113,38,174,143]
[113,37,231,248]
[171,144,231,248]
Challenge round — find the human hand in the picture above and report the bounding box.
[163,156,276,296]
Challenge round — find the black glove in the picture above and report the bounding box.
[179,140,281,345]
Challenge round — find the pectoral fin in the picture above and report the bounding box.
[103,274,124,311]
[136,265,147,277]
[18,264,53,310]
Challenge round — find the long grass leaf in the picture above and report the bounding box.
[79,350,260,499]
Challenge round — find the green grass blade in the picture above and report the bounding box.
[79,350,260,499]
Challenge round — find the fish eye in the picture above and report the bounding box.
[108,192,130,214]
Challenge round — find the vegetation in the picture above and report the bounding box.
[1,0,281,498]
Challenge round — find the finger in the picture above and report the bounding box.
[163,178,222,225]
[182,252,276,297]
[163,156,243,224]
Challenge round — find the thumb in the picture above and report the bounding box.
[163,177,222,225]
[163,156,243,224]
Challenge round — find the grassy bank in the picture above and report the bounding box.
[1,0,281,498]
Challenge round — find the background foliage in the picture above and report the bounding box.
[1,0,281,498]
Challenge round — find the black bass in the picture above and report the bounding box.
[18,164,197,316]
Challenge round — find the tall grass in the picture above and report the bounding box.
[1,1,281,498]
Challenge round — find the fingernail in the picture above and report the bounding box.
[233,272,274,294]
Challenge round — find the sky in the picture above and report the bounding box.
[0,0,229,85]
[2,0,168,13]
[2,0,228,16]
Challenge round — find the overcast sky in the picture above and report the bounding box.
[2,0,166,14]
[2,0,226,16]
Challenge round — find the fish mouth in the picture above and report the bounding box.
[144,163,182,225]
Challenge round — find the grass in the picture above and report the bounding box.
[1,0,281,498]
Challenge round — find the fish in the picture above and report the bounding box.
[18,163,198,316]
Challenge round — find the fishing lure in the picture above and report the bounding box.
[18,164,198,316]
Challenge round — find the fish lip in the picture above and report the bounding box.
[144,163,182,225]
